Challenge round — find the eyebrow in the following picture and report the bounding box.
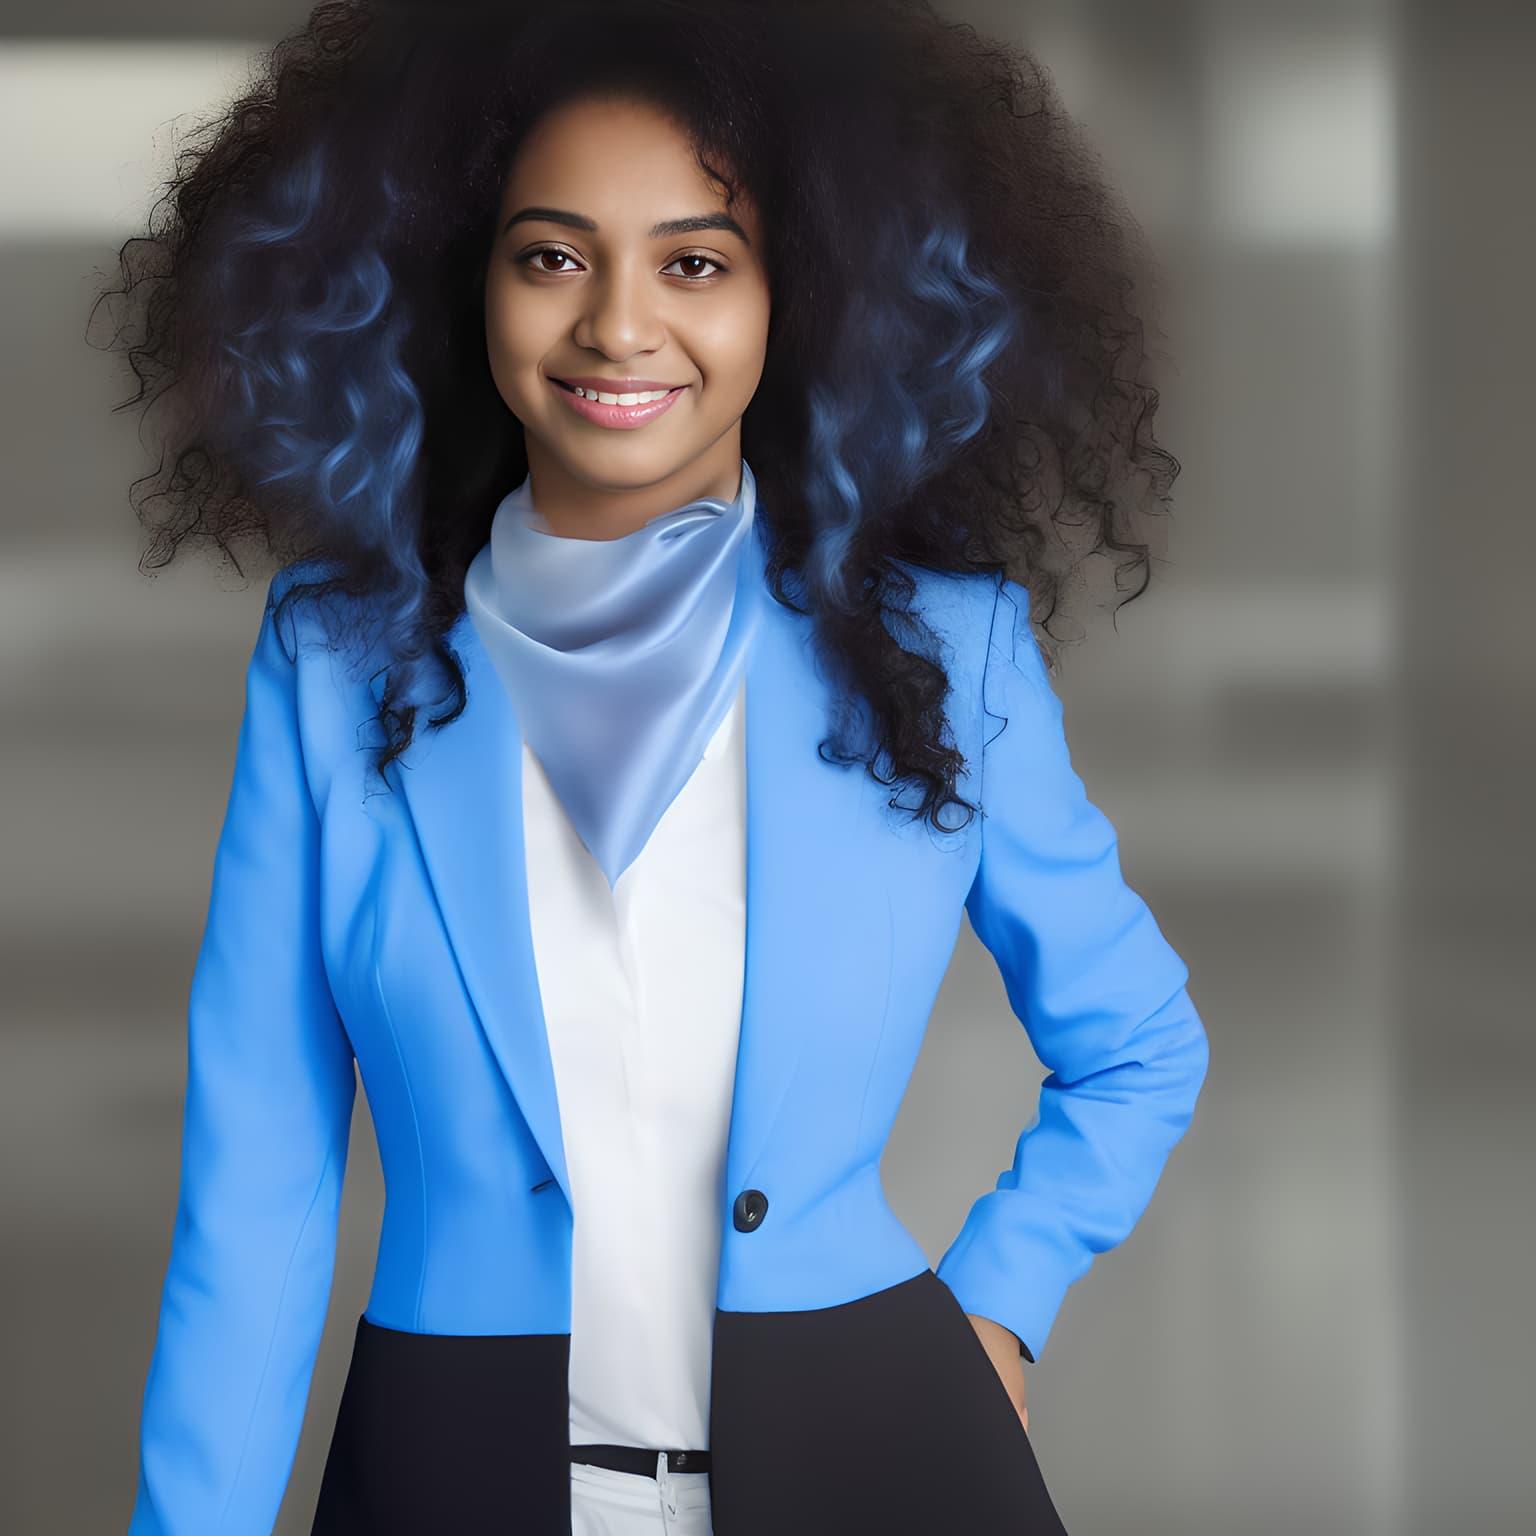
[501,205,752,246]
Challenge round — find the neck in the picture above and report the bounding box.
[520,441,745,540]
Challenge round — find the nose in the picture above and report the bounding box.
[573,256,665,361]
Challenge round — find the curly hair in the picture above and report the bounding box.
[89,0,1181,831]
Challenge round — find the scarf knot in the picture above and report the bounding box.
[465,458,765,889]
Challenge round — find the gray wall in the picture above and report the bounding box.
[1,1,1530,1531]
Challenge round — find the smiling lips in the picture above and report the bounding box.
[555,374,683,394]
[549,374,687,429]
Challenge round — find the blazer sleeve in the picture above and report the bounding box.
[128,573,357,1535]
[934,576,1210,1364]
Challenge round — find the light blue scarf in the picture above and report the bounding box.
[464,457,765,890]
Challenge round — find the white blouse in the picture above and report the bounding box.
[520,675,748,1452]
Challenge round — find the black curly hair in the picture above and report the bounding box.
[88,0,1181,831]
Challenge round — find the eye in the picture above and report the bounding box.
[520,245,584,275]
[517,245,727,281]
[663,252,727,281]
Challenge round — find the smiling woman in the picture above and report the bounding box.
[483,94,773,536]
[95,3,1206,1534]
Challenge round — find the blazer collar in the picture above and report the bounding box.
[370,517,894,1210]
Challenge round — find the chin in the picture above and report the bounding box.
[547,443,686,487]
[566,431,690,463]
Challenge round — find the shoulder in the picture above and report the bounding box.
[985,575,1041,671]
[257,559,385,796]
[889,560,1001,649]
[884,563,1009,756]
[893,567,1060,756]
[263,557,351,659]
[261,552,380,672]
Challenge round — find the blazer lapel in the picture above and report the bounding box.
[372,518,893,1214]
[371,601,570,1196]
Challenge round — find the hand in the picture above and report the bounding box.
[966,1312,1030,1433]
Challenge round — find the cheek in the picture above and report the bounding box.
[484,283,546,405]
[485,279,523,357]
[696,299,771,399]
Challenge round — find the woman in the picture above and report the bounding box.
[98,2,1209,1532]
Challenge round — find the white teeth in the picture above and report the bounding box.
[573,386,672,405]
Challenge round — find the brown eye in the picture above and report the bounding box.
[522,246,581,273]
[665,253,725,280]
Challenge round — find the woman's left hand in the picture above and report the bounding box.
[966,1312,1030,1432]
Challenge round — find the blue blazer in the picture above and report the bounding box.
[128,521,1209,1534]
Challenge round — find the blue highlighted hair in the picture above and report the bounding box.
[93,0,1180,832]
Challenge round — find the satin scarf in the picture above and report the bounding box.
[464,457,765,890]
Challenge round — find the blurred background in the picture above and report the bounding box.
[1,0,1530,1531]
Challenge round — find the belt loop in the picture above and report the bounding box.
[656,1450,677,1518]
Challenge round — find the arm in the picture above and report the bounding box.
[935,577,1209,1364]
[128,574,357,1535]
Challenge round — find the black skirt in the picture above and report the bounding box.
[312,1268,1067,1534]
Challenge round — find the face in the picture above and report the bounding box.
[485,92,772,539]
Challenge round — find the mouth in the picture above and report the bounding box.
[547,375,689,430]
[549,377,686,397]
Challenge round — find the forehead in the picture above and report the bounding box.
[500,94,750,227]
[507,97,702,194]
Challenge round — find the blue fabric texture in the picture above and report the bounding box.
[124,555,1210,1534]
[463,458,764,888]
